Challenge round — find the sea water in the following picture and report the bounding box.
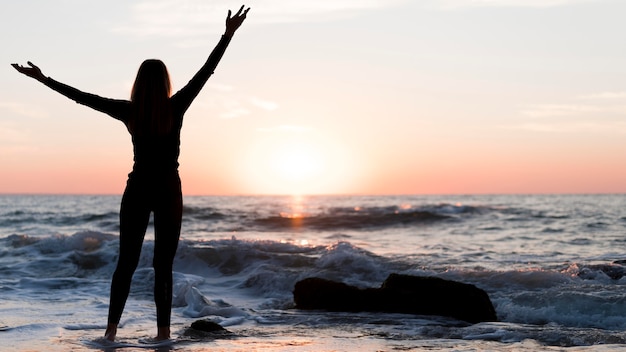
[1,194,626,351]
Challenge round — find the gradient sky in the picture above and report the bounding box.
[2,0,625,195]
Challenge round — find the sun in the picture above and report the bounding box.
[272,144,322,183]
[264,142,326,195]
[240,137,330,195]
[237,131,360,195]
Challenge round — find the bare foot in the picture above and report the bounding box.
[104,323,117,341]
[155,326,170,341]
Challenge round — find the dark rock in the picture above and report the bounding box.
[293,277,381,312]
[183,319,233,340]
[380,273,497,323]
[190,319,227,332]
[293,273,497,324]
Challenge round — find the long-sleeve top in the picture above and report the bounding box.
[44,35,232,175]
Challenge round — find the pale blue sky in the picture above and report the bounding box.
[2,0,626,195]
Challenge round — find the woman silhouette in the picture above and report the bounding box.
[12,5,249,342]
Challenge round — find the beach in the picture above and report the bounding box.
[2,194,626,351]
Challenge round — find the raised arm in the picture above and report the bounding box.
[11,61,129,122]
[172,5,250,114]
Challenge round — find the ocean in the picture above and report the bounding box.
[1,194,626,351]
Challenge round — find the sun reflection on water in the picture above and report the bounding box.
[275,196,315,246]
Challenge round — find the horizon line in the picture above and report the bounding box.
[1,192,624,197]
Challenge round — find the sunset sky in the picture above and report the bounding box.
[2,0,626,195]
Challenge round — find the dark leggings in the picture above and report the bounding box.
[107,171,182,327]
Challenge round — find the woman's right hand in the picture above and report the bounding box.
[11,61,47,83]
[225,5,250,37]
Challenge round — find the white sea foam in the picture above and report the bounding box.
[1,194,626,351]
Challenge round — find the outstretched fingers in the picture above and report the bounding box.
[11,61,45,82]
[234,5,245,17]
[11,63,27,74]
[225,5,250,35]
[230,5,249,20]
[11,61,37,71]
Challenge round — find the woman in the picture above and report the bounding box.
[12,5,249,342]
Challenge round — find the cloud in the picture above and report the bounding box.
[520,104,604,118]
[437,0,594,9]
[207,83,235,93]
[198,86,277,118]
[507,121,626,134]
[0,124,28,143]
[113,0,408,38]
[0,121,35,157]
[579,91,626,100]
[521,90,626,118]
[250,96,279,111]
[257,125,312,133]
[520,90,626,118]
[204,93,277,118]
[219,107,251,119]
[511,91,626,134]
[0,102,48,119]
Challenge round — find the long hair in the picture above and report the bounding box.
[129,59,173,136]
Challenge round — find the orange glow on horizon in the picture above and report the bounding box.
[3,153,626,196]
[233,131,363,196]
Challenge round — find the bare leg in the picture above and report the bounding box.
[104,323,118,341]
[156,326,171,340]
